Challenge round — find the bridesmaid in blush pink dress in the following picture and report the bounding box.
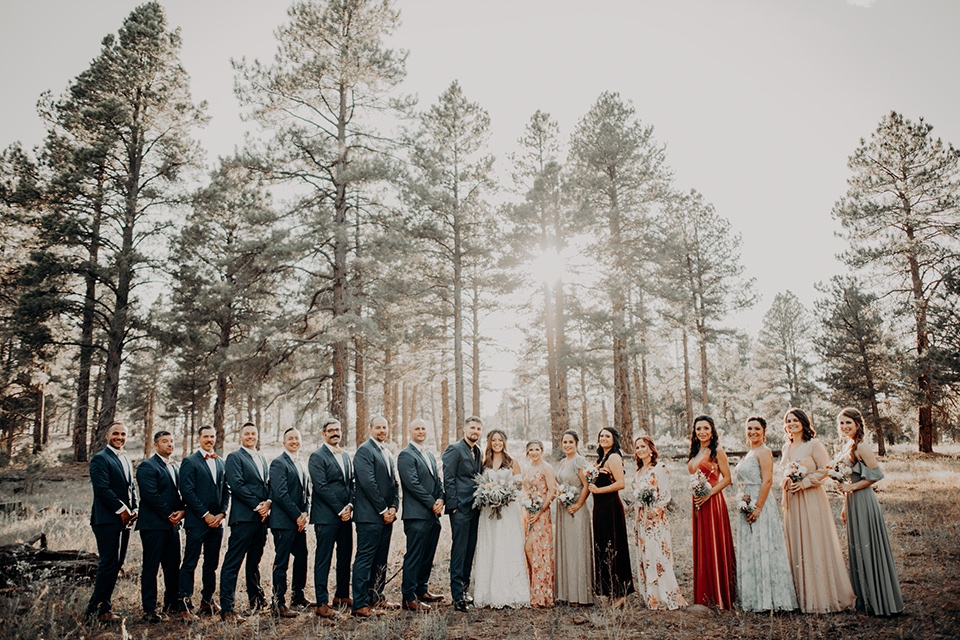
[522,440,556,607]
[781,407,855,613]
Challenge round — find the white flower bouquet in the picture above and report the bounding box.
[472,468,519,519]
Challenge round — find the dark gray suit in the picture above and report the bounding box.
[269,452,309,607]
[178,450,228,610]
[441,438,482,603]
[398,443,442,602]
[308,444,354,606]
[352,439,399,610]
[220,448,270,613]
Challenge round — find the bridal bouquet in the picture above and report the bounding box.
[519,492,545,515]
[585,465,601,485]
[472,468,519,519]
[827,458,850,484]
[784,461,808,484]
[626,481,656,508]
[690,470,710,500]
[556,482,579,511]
[737,491,755,516]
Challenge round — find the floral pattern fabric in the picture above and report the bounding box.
[523,467,554,606]
[633,463,687,610]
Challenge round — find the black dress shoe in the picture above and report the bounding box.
[453,600,469,613]
[141,612,163,623]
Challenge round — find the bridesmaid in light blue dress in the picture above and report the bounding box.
[735,417,798,612]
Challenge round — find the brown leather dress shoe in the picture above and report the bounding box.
[273,605,299,618]
[332,597,353,608]
[417,591,444,603]
[97,611,122,624]
[220,611,247,624]
[402,600,431,611]
[351,606,374,618]
[197,602,221,616]
[315,604,339,619]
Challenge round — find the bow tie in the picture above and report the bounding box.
[333,447,343,455]
[205,453,217,460]
[164,458,176,466]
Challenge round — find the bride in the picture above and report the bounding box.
[472,429,531,608]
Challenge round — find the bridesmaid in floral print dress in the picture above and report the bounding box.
[632,435,687,610]
[523,440,557,607]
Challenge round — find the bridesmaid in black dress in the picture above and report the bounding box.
[587,427,635,608]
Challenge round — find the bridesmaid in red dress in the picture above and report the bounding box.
[687,415,736,609]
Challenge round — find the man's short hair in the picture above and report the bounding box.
[465,415,483,427]
[322,418,341,432]
[198,425,216,437]
[153,430,172,443]
[241,421,257,431]
[283,427,298,438]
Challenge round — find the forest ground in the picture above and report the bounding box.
[0,441,957,640]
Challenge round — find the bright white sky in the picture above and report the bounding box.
[2,0,959,410]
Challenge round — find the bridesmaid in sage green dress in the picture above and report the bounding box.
[835,407,904,616]
[554,430,595,605]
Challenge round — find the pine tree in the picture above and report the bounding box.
[755,291,816,408]
[814,277,899,454]
[833,111,960,452]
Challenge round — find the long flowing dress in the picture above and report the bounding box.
[632,462,686,610]
[780,439,855,613]
[523,466,554,606]
[592,468,634,598]
[735,451,798,612]
[472,469,531,608]
[554,455,595,605]
[692,457,736,609]
[842,458,903,616]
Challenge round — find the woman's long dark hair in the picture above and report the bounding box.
[839,407,865,462]
[482,429,514,471]
[634,435,659,471]
[687,415,719,462]
[783,407,816,443]
[596,427,623,467]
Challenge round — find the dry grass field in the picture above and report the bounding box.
[0,441,958,640]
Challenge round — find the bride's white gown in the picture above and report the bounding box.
[472,487,531,607]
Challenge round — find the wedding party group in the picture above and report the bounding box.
[82,406,902,627]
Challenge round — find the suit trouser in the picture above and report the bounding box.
[219,521,267,613]
[448,509,480,602]
[139,528,181,612]
[401,517,441,602]
[178,524,223,609]
[314,521,352,605]
[271,527,307,606]
[353,521,393,609]
[87,524,130,615]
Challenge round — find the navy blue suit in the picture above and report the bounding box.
[268,452,309,607]
[442,438,482,603]
[178,449,228,609]
[397,443,443,602]
[220,448,270,613]
[308,444,354,605]
[86,446,138,616]
[135,454,183,613]
[352,439,399,610]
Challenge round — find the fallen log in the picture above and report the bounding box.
[0,533,98,590]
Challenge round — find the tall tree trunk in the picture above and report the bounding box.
[430,384,440,447]
[682,328,693,427]
[401,379,409,446]
[355,336,367,446]
[213,318,231,456]
[390,381,400,441]
[905,226,934,452]
[471,283,481,418]
[544,281,561,452]
[553,279,570,445]
[580,366,589,443]
[383,346,392,426]
[441,376,450,450]
[329,81,351,439]
[33,386,43,455]
[142,388,155,459]
[698,326,709,408]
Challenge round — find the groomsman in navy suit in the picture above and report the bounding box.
[135,430,185,622]
[219,423,271,623]
[442,415,484,612]
[178,425,229,619]
[86,422,138,622]
[308,418,354,619]
[397,418,444,611]
[268,427,312,618]
[351,416,400,617]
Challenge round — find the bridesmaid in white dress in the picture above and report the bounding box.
[734,417,798,612]
[471,429,530,608]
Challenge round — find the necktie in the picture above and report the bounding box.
[473,445,481,470]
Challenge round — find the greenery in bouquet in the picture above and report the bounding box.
[472,468,519,519]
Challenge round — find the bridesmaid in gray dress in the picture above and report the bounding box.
[554,430,595,605]
[835,408,903,616]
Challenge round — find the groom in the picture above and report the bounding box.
[441,415,483,612]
